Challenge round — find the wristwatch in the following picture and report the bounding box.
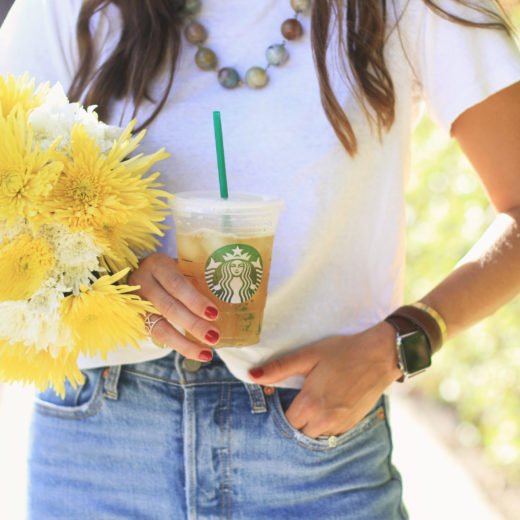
[385,316,432,381]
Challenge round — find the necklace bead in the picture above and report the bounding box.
[195,47,218,70]
[184,21,208,44]
[290,0,311,13]
[218,67,241,89]
[184,0,310,90]
[281,18,304,40]
[266,43,289,66]
[245,67,269,89]
[183,0,202,15]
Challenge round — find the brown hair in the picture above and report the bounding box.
[68,0,514,157]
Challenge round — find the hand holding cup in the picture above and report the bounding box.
[128,252,221,361]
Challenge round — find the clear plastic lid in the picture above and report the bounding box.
[171,191,284,216]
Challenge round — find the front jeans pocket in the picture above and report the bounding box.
[33,367,105,419]
[269,387,387,452]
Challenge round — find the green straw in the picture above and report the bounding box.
[213,111,229,199]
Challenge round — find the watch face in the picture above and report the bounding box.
[401,330,432,373]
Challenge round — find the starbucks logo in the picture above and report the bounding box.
[205,244,263,304]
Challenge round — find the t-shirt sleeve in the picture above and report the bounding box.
[0,0,81,89]
[411,0,520,136]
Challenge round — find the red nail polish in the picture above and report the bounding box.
[249,368,264,378]
[198,350,213,362]
[204,306,219,319]
[204,330,220,344]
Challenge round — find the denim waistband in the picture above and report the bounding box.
[102,349,269,414]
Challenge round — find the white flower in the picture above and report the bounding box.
[0,301,31,345]
[0,219,104,352]
[0,299,53,351]
[0,290,73,354]
[28,82,123,153]
[52,228,101,267]
[28,285,62,315]
[37,224,102,294]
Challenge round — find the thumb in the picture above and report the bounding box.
[248,347,318,384]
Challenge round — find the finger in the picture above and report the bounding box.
[285,411,308,432]
[300,413,338,439]
[155,290,221,346]
[248,347,318,384]
[302,410,364,438]
[284,390,343,438]
[151,317,215,362]
[301,422,330,439]
[141,277,220,346]
[152,256,219,320]
[284,391,310,430]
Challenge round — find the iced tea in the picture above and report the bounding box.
[177,229,274,346]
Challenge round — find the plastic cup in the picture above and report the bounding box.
[171,191,283,347]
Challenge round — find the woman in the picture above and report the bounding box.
[1,0,520,518]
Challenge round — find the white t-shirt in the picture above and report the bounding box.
[1,0,520,389]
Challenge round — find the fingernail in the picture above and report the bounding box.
[198,350,213,362]
[249,368,264,378]
[204,306,219,319]
[204,330,220,344]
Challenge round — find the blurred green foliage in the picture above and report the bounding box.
[406,5,520,484]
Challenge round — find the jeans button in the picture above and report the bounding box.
[182,358,202,372]
[263,386,275,396]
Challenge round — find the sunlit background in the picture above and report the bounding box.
[405,2,520,516]
[0,1,519,519]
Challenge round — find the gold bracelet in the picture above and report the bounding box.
[410,302,448,344]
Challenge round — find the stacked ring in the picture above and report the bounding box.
[144,313,166,337]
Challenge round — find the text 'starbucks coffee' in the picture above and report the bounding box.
[171,192,283,347]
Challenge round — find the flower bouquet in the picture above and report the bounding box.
[0,74,171,397]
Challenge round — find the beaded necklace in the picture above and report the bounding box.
[182,0,311,89]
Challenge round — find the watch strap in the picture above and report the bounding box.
[388,304,443,354]
[384,316,416,383]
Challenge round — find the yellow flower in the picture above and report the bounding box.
[0,234,55,301]
[0,269,157,397]
[60,269,156,359]
[47,122,171,272]
[0,74,49,117]
[0,339,84,399]
[0,109,63,224]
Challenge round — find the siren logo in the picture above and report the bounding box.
[205,244,263,304]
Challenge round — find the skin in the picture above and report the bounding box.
[129,80,520,437]
[129,254,222,361]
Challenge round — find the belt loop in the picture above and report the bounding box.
[244,383,268,414]
[174,351,187,384]
[102,365,122,400]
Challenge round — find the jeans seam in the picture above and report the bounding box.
[270,391,385,452]
[33,373,105,419]
[222,384,232,520]
[184,387,197,520]
[269,395,334,452]
[123,368,243,387]
[219,384,226,520]
[33,398,104,420]
[227,385,233,520]
[382,395,409,520]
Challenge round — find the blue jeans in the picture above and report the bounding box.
[28,350,409,519]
